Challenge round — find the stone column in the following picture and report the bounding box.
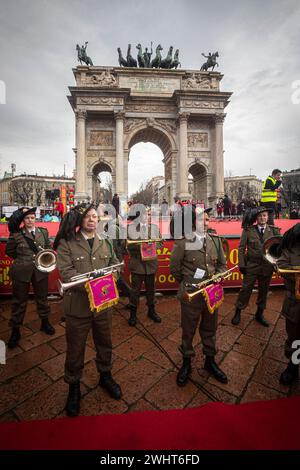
[177,112,190,199]
[214,113,226,199]
[74,110,88,202]
[114,111,125,196]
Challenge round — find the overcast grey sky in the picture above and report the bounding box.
[0,0,299,194]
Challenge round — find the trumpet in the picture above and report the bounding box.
[58,261,124,296]
[35,248,57,273]
[185,266,236,302]
[126,239,163,245]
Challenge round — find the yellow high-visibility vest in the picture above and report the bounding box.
[261,176,277,203]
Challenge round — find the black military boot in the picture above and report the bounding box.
[148,305,161,323]
[231,308,241,325]
[99,371,122,399]
[279,361,299,386]
[255,307,269,327]
[65,382,81,418]
[7,327,21,349]
[128,307,137,326]
[40,318,55,335]
[176,358,192,386]
[204,356,228,384]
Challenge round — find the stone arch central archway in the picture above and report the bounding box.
[125,124,176,203]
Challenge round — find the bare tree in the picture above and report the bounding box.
[130,183,154,206]
[9,179,34,205]
[34,181,45,206]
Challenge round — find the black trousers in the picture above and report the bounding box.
[10,272,50,327]
[130,273,155,309]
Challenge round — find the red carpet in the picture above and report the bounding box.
[0,397,300,450]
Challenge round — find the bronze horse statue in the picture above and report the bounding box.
[117,47,128,67]
[171,49,181,69]
[161,46,173,69]
[151,44,163,68]
[76,42,93,66]
[136,44,146,67]
[200,52,219,72]
[126,44,137,67]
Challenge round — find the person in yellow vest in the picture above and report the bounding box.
[261,169,282,225]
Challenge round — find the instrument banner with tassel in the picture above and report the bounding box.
[140,242,157,261]
[201,282,224,314]
[85,273,119,312]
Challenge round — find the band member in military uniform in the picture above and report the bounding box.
[127,207,162,326]
[5,207,55,349]
[54,204,122,418]
[104,213,133,303]
[232,207,280,326]
[170,206,228,386]
[277,223,300,385]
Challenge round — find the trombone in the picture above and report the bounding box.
[58,261,124,296]
[184,266,236,302]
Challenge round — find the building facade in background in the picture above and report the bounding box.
[224,175,263,203]
[0,173,75,211]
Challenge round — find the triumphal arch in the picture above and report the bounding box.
[68,66,231,205]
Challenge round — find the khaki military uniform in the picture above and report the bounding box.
[170,234,226,358]
[236,224,280,310]
[127,223,161,309]
[5,227,51,327]
[106,220,132,299]
[56,232,120,384]
[277,243,300,358]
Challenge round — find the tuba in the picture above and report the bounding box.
[35,248,57,273]
[263,236,283,266]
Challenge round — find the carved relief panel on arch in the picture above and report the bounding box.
[187,132,209,148]
[89,130,115,148]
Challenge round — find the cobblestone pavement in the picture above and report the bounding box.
[0,288,299,422]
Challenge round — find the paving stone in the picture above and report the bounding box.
[143,320,179,342]
[0,326,34,343]
[114,334,153,362]
[253,357,291,393]
[264,342,289,364]
[143,338,181,369]
[80,389,128,417]
[244,319,275,342]
[208,350,257,397]
[49,335,67,354]
[0,344,57,382]
[114,358,166,405]
[233,334,267,359]
[201,382,237,404]
[14,378,69,421]
[39,346,95,381]
[221,311,253,330]
[128,399,158,413]
[217,325,242,352]
[18,324,65,351]
[145,371,198,410]
[241,381,287,403]
[0,368,51,415]
[188,390,212,408]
